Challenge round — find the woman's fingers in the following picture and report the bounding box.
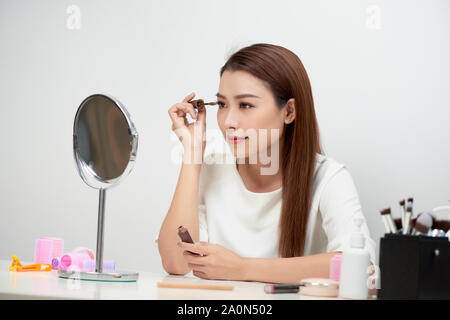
[180,92,200,121]
[178,102,197,120]
[187,263,207,272]
[193,270,208,279]
[182,92,196,103]
[168,104,184,128]
[169,103,196,123]
[182,247,210,273]
[168,92,206,156]
[182,250,207,264]
[195,103,206,126]
[179,241,210,256]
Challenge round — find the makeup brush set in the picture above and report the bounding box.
[379,198,450,238]
[378,199,450,299]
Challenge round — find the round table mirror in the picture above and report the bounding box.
[59,94,139,282]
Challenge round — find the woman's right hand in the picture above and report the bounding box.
[168,92,206,163]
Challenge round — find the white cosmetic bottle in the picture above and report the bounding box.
[338,217,370,299]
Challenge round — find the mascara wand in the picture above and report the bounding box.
[188,99,218,111]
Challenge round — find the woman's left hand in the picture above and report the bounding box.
[178,241,247,281]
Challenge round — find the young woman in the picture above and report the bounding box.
[158,43,376,284]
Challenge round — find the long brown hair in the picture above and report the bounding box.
[220,43,323,257]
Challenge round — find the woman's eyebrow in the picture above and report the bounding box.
[216,93,261,99]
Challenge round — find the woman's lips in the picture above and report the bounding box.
[227,136,248,144]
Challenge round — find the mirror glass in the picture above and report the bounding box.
[73,94,138,189]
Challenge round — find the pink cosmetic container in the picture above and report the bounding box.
[329,254,342,282]
[59,247,95,271]
[35,237,64,264]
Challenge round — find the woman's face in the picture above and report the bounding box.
[217,70,294,164]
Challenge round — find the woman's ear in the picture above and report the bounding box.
[284,98,296,124]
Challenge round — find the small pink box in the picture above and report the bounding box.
[35,237,64,264]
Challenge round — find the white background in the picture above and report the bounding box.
[0,0,449,273]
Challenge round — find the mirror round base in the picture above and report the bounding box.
[59,270,139,282]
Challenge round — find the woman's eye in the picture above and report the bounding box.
[240,103,253,109]
[217,101,226,108]
[216,102,253,109]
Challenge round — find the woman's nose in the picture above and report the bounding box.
[223,107,239,129]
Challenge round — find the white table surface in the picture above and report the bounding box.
[0,260,342,300]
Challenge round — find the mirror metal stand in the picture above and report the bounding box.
[96,188,106,273]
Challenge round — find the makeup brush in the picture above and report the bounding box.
[399,199,406,232]
[379,208,391,233]
[404,201,413,234]
[188,99,217,111]
[413,212,433,235]
[407,197,414,209]
[408,197,415,233]
[394,218,402,231]
[386,207,397,233]
[432,219,450,233]
[380,208,394,233]
[394,217,416,232]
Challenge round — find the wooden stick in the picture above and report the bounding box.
[157,281,234,291]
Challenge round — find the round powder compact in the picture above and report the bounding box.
[299,278,339,297]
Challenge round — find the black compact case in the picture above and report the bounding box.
[378,233,450,299]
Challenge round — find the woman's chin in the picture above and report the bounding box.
[230,149,261,164]
[228,148,247,160]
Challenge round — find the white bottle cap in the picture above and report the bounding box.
[350,217,366,248]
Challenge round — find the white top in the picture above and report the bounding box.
[198,152,376,263]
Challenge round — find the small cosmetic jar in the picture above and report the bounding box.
[329,254,342,282]
[299,278,340,297]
